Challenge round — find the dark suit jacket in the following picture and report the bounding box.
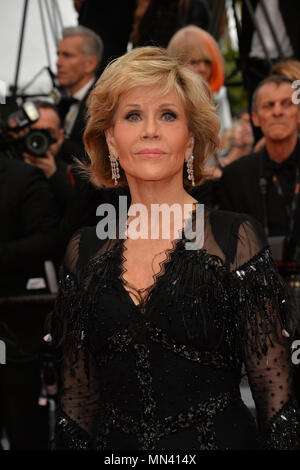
[78,0,136,70]
[59,82,95,164]
[218,150,300,243]
[68,86,91,145]
[136,0,210,48]
[0,158,59,297]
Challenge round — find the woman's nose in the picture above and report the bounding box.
[142,117,159,139]
[197,62,210,78]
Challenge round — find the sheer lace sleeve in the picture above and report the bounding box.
[230,217,300,449]
[48,229,100,450]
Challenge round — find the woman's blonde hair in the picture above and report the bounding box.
[83,46,220,188]
[167,25,224,94]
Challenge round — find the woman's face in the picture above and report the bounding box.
[105,86,194,186]
[185,53,212,83]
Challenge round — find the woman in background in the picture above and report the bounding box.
[167,25,232,139]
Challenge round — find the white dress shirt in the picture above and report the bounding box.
[64,78,95,137]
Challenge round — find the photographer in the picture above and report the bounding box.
[0,102,60,449]
[22,101,73,218]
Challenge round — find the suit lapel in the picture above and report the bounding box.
[69,80,96,140]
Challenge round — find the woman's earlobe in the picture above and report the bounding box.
[188,135,195,152]
[185,136,194,161]
[105,128,116,154]
[105,127,113,143]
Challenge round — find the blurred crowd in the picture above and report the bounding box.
[1,0,300,450]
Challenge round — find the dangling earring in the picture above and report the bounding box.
[109,154,120,185]
[186,154,195,186]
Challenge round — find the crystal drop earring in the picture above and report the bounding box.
[109,154,120,185]
[186,154,195,186]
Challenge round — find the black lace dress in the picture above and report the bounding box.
[49,206,300,450]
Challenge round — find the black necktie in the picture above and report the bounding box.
[58,96,79,122]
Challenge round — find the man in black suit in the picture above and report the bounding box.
[238,0,300,141]
[0,156,59,449]
[218,74,300,403]
[56,26,103,163]
[219,74,300,257]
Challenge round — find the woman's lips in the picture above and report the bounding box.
[136,149,167,158]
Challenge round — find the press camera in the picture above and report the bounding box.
[0,101,56,159]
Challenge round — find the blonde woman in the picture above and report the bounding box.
[167,25,232,137]
[49,47,299,450]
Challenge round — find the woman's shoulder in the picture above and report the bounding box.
[207,207,263,234]
[62,226,107,275]
[204,206,268,267]
[203,205,261,233]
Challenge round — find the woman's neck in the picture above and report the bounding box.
[127,177,197,209]
[125,178,198,241]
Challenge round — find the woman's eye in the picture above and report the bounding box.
[162,112,177,121]
[126,113,140,121]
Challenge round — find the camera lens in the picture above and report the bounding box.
[25,130,50,156]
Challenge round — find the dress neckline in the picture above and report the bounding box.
[118,203,200,310]
[118,236,185,311]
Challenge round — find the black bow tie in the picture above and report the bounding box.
[58,96,79,122]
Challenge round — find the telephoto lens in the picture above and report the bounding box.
[24,129,56,157]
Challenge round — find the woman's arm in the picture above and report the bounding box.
[47,230,100,449]
[230,216,300,448]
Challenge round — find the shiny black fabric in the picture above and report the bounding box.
[49,206,300,450]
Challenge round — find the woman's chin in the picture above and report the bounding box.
[126,171,179,185]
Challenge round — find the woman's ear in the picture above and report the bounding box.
[105,127,118,157]
[185,135,195,161]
